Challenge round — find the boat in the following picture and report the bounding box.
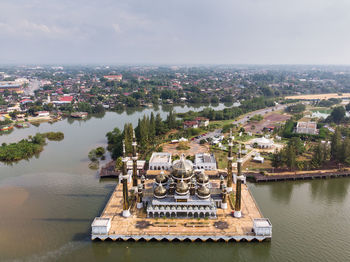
[71,112,88,119]
[15,123,30,128]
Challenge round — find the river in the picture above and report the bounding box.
[1,104,350,262]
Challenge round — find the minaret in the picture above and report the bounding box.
[132,130,138,190]
[122,141,131,217]
[234,144,243,218]
[221,184,228,209]
[227,129,233,192]
[136,184,143,209]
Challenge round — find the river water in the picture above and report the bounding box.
[1,104,350,262]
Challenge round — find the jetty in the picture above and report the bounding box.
[250,170,350,182]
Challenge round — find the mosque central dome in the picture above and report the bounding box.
[172,154,194,181]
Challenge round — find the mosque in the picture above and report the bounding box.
[119,130,244,219]
[91,130,272,242]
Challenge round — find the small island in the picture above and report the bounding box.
[0,132,64,163]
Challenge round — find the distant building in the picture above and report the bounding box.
[183,117,209,129]
[103,75,123,81]
[194,153,217,170]
[296,121,318,135]
[53,96,73,104]
[195,117,210,127]
[149,152,172,170]
[0,82,22,93]
[251,137,274,149]
[184,121,198,129]
[35,111,50,117]
[253,153,264,163]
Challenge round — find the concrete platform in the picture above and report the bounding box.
[91,178,271,242]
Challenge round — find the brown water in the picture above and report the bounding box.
[1,106,350,262]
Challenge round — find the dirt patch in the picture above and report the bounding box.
[244,112,291,133]
[162,141,208,156]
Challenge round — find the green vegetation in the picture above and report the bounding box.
[249,114,263,122]
[178,97,275,121]
[272,137,305,170]
[0,132,63,163]
[106,111,179,160]
[44,132,64,141]
[285,103,306,114]
[316,98,341,107]
[0,118,12,126]
[88,147,106,161]
[326,106,345,124]
[176,141,190,150]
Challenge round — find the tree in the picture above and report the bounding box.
[149,112,156,143]
[346,103,350,112]
[166,110,176,129]
[211,96,219,104]
[106,128,123,159]
[331,127,342,162]
[342,137,350,164]
[155,113,165,135]
[123,123,134,155]
[271,150,283,168]
[285,145,297,170]
[288,137,305,155]
[115,157,123,170]
[311,142,329,168]
[329,106,345,124]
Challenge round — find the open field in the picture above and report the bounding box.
[162,141,208,156]
[285,93,350,100]
[244,112,291,133]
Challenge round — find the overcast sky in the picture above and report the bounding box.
[1,0,350,64]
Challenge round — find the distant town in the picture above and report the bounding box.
[2,65,350,133]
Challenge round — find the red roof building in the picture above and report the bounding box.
[59,96,73,103]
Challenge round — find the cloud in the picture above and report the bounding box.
[0,19,78,39]
[0,0,350,64]
[112,23,122,34]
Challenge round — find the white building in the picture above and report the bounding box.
[194,153,217,170]
[253,218,272,236]
[35,111,50,117]
[253,153,264,163]
[149,152,172,170]
[296,121,318,135]
[91,217,111,235]
[251,137,274,149]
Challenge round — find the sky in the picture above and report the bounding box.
[0,0,350,65]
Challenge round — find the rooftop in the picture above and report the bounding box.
[92,217,110,227]
[195,153,216,164]
[150,152,172,163]
[297,121,317,129]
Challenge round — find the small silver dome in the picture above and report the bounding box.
[197,185,210,199]
[155,172,168,184]
[175,179,189,195]
[154,183,167,198]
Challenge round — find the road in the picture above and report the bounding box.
[194,128,222,143]
[232,104,289,126]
